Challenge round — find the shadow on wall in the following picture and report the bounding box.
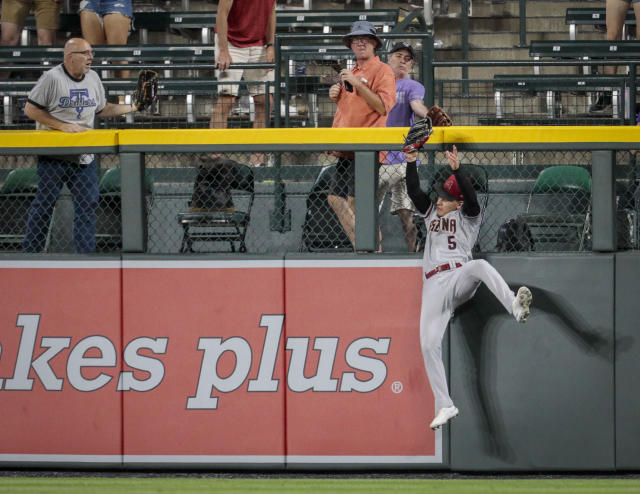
[453,285,628,463]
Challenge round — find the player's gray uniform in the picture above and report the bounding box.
[419,202,519,410]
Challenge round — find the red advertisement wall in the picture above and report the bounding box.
[0,260,122,463]
[0,259,440,466]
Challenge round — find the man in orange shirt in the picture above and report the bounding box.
[328,20,396,249]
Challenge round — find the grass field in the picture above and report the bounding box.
[1,477,640,494]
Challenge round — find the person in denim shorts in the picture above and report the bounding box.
[1,0,59,46]
[78,0,132,46]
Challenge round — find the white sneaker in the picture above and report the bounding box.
[429,405,459,430]
[512,286,532,323]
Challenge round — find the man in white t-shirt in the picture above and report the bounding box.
[23,37,140,253]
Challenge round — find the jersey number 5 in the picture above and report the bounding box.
[448,235,457,250]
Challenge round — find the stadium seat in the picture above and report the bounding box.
[517,165,592,251]
[0,167,41,252]
[177,161,254,253]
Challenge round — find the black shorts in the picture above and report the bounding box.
[329,157,355,198]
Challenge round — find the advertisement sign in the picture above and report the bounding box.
[120,260,287,464]
[0,259,440,466]
[0,261,122,462]
[285,260,440,464]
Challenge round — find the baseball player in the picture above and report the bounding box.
[404,145,532,430]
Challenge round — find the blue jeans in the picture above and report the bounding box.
[78,0,133,19]
[23,157,99,253]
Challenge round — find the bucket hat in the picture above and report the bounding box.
[343,20,382,50]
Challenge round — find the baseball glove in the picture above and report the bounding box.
[427,105,453,127]
[402,117,433,153]
[133,69,158,111]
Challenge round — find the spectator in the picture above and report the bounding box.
[79,0,133,81]
[22,37,141,253]
[211,0,275,134]
[327,20,396,249]
[1,0,59,46]
[590,0,640,112]
[379,41,428,252]
[79,0,132,46]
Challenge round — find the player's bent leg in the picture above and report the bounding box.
[461,260,517,312]
[458,260,533,323]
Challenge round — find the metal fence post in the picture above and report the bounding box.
[354,151,378,252]
[461,0,469,95]
[423,34,435,108]
[120,152,147,253]
[591,150,617,252]
[629,63,637,125]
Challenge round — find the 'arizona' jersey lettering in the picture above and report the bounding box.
[420,203,481,276]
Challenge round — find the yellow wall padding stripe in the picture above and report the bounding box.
[116,127,425,146]
[444,126,640,143]
[0,129,118,148]
[0,126,638,148]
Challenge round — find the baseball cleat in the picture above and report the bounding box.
[512,286,532,323]
[429,405,459,430]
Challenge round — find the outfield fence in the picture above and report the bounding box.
[0,126,637,255]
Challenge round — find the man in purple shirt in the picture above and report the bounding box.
[379,42,429,252]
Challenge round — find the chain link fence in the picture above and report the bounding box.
[1,148,638,254]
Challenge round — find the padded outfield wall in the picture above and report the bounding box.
[0,127,638,470]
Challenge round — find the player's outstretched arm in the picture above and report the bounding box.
[404,150,431,214]
[446,145,480,217]
[445,145,460,171]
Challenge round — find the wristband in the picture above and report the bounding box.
[265,43,273,47]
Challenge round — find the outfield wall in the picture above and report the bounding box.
[0,253,637,471]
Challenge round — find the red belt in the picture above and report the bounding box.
[425,262,462,280]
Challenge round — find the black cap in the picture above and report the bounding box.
[390,41,415,60]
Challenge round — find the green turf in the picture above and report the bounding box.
[0,478,640,494]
